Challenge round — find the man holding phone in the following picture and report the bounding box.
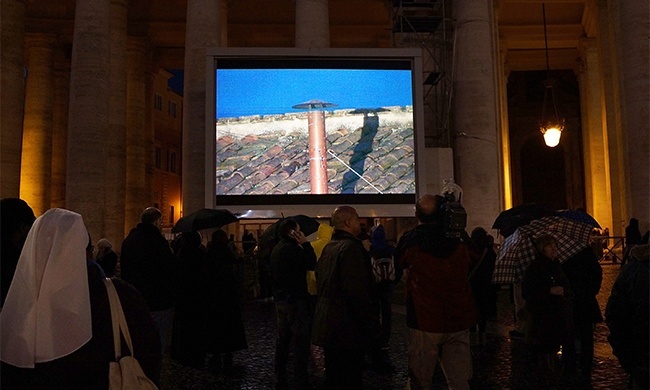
[270,218,317,389]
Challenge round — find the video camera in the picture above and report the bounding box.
[440,179,468,239]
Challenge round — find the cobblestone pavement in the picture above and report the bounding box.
[160,263,630,389]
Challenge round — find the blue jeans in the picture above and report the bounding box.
[274,299,310,386]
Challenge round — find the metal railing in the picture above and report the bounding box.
[595,235,626,264]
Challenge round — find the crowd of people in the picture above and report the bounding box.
[0,196,648,389]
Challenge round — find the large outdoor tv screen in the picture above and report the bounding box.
[211,49,422,209]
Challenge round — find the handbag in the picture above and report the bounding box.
[104,278,158,390]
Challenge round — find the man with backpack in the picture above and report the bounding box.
[369,224,398,374]
[369,225,396,348]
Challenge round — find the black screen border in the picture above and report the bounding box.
[206,48,425,217]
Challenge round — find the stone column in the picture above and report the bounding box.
[577,37,613,231]
[182,0,221,214]
[452,0,501,232]
[51,47,70,209]
[106,0,128,247]
[125,37,149,232]
[144,64,156,209]
[617,0,649,232]
[295,0,330,48]
[597,0,626,235]
[0,0,25,198]
[20,33,56,215]
[66,0,110,240]
[498,42,513,211]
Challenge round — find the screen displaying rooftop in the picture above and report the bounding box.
[213,53,419,207]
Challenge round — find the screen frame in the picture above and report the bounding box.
[205,47,426,217]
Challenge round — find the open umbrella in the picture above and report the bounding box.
[492,216,593,284]
[172,208,238,233]
[556,209,601,229]
[257,215,321,255]
[492,203,555,237]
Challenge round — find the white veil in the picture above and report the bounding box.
[0,208,92,368]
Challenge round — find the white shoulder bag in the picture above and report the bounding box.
[104,278,158,390]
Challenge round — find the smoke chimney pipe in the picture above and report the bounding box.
[292,99,337,194]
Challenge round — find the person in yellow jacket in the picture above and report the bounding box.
[308,223,334,293]
[307,223,334,338]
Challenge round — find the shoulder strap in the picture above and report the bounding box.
[104,278,135,360]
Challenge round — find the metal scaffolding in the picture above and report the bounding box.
[391,0,453,147]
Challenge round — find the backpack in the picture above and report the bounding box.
[371,257,395,284]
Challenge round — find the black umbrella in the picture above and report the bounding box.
[492,203,555,237]
[172,208,238,233]
[257,215,321,255]
[556,209,601,228]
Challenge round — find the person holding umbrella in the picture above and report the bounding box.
[522,234,572,387]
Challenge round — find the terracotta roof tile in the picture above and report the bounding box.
[215,109,415,195]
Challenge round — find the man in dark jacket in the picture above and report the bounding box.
[606,244,649,389]
[394,194,477,390]
[120,207,176,353]
[560,246,603,387]
[312,206,382,389]
[270,218,317,389]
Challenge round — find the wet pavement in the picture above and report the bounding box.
[160,263,630,389]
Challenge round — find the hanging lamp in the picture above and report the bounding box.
[539,3,565,147]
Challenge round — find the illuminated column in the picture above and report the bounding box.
[597,0,626,235]
[144,62,156,209]
[125,37,149,232]
[617,0,649,232]
[577,37,613,231]
[0,0,25,198]
[182,0,221,214]
[452,0,501,232]
[295,0,330,48]
[106,0,128,246]
[20,33,56,215]
[51,50,70,209]
[66,0,110,240]
[498,42,513,211]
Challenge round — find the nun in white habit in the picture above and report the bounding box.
[0,208,161,388]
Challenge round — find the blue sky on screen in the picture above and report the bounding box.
[216,69,413,118]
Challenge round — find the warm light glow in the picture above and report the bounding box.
[542,126,562,147]
[538,4,565,149]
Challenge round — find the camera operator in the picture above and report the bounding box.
[394,194,478,390]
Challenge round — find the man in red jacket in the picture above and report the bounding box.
[394,194,478,390]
